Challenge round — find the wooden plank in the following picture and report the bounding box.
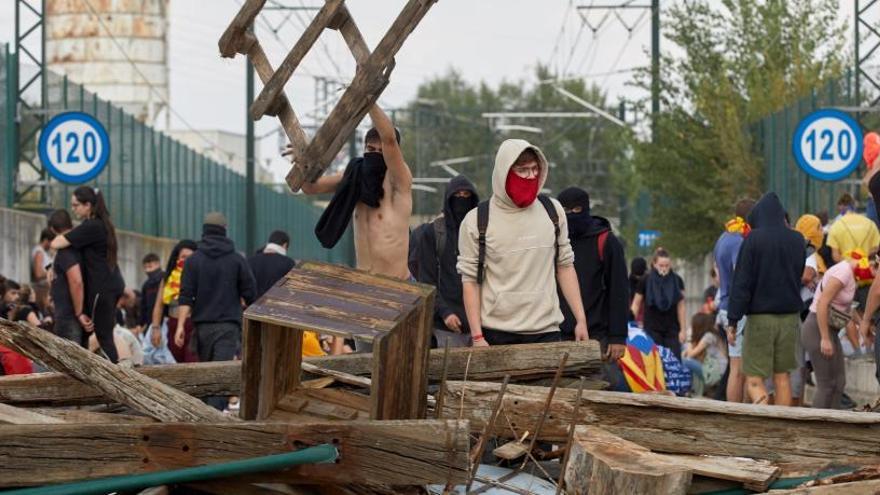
[0,420,470,487]
[256,323,302,420]
[284,275,414,314]
[245,296,393,339]
[0,360,240,406]
[218,0,267,57]
[30,408,154,424]
[0,319,233,423]
[332,6,371,63]
[240,317,263,420]
[0,341,603,407]
[244,35,309,161]
[287,270,422,306]
[564,426,691,495]
[655,454,781,492]
[370,296,432,420]
[299,262,430,297]
[0,402,66,424]
[442,381,880,465]
[301,362,371,389]
[250,0,346,119]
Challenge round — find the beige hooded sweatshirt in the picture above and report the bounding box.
[456,139,574,334]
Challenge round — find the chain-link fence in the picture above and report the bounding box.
[2,44,353,264]
[751,71,878,218]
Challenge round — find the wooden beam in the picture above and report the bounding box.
[564,426,691,495]
[30,408,154,424]
[0,402,65,424]
[0,360,239,407]
[250,0,346,120]
[288,0,438,190]
[0,341,602,407]
[0,420,470,488]
[0,319,232,423]
[218,0,267,57]
[655,454,780,492]
[442,381,880,466]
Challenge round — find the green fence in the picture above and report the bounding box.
[752,71,870,218]
[2,44,353,264]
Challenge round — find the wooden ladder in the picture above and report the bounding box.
[219,0,438,192]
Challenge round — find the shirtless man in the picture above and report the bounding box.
[290,104,412,279]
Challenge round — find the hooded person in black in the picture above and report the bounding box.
[177,212,257,410]
[727,192,805,406]
[557,187,628,359]
[415,175,479,348]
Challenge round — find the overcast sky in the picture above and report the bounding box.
[0,1,860,180]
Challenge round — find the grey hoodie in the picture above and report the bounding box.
[457,139,574,334]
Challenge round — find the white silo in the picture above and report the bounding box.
[45,0,169,125]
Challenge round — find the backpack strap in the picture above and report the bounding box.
[537,194,560,266]
[597,230,610,262]
[476,201,490,284]
[432,216,446,260]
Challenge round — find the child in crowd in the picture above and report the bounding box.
[683,313,729,397]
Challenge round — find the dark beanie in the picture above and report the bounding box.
[557,187,591,215]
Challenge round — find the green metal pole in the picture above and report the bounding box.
[245,46,256,254]
[651,0,660,138]
[855,0,861,107]
[4,444,338,495]
[6,47,18,208]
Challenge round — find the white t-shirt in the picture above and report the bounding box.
[800,254,818,303]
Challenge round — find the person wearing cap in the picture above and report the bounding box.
[176,212,256,410]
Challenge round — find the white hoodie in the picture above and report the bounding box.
[456,139,574,334]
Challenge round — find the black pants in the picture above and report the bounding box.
[646,328,681,360]
[483,328,562,346]
[195,322,241,410]
[89,292,120,363]
[54,317,85,347]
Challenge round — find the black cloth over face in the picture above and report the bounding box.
[314,154,388,249]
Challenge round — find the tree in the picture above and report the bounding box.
[630,0,847,260]
[397,66,632,228]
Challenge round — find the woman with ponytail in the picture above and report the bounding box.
[51,186,125,363]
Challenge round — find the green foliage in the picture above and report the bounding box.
[631,0,847,260]
[396,66,633,230]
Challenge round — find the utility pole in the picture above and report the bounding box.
[245,42,256,254]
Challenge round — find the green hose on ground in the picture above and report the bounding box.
[4,444,339,495]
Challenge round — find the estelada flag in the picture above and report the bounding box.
[618,329,666,393]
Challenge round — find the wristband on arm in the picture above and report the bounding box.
[472,334,484,342]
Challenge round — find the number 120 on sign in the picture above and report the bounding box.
[38,111,110,184]
[792,109,863,182]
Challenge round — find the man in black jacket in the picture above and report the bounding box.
[727,192,805,406]
[177,212,257,410]
[139,253,163,335]
[415,175,479,348]
[248,230,296,299]
[557,187,627,361]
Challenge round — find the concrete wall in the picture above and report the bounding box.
[0,207,176,290]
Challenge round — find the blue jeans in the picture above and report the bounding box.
[683,358,705,396]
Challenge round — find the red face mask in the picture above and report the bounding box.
[505,169,540,207]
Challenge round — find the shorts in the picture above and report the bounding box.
[742,313,800,378]
[717,310,747,358]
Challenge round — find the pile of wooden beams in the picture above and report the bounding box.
[4,317,880,493]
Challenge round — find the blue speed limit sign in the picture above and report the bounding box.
[792,109,863,182]
[38,111,110,184]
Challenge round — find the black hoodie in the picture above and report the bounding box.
[557,188,629,345]
[727,193,806,327]
[415,176,479,332]
[178,225,257,325]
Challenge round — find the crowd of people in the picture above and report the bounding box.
[2,102,879,411]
